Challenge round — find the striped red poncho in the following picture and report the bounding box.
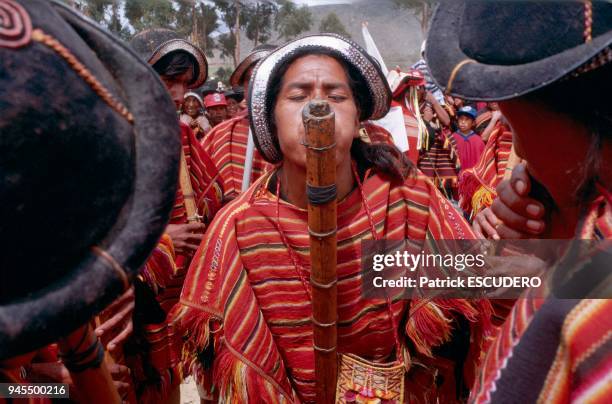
[201,111,274,200]
[417,129,462,200]
[458,122,513,220]
[171,122,224,227]
[175,164,492,403]
[130,122,224,403]
[144,122,224,315]
[472,193,612,404]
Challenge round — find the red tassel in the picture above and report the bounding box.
[170,304,214,378]
[458,170,482,214]
[406,300,453,357]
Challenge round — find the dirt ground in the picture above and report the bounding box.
[179,376,200,404]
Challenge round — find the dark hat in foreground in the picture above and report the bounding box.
[131,28,208,88]
[248,34,391,163]
[0,0,180,359]
[230,43,277,87]
[426,0,612,101]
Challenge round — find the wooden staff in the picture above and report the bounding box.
[179,150,202,223]
[303,100,338,403]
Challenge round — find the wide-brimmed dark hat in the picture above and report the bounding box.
[248,34,391,163]
[229,43,277,87]
[131,28,208,88]
[0,0,180,359]
[426,0,612,101]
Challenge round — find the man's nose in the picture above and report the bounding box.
[170,83,187,104]
[311,89,325,100]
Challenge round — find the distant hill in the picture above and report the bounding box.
[208,0,423,77]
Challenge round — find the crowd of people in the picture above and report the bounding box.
[1,0,610,403]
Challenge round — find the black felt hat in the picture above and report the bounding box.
[0,0,180,359]
[426,0,612,101]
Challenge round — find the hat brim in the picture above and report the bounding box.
[229,49,272,87]
[425,1,612,101]
[248,34,391,164]
[148,38,208,89]
[456,111,476,120]
[205,102,228,108]
[0,1,180,359]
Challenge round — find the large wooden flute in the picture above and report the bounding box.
[303,100,338,403]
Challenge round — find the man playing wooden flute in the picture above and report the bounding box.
[175,34,492,404]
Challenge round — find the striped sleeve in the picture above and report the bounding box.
[140,233,177,292]
[408,174,474,240]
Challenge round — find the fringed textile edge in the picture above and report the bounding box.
[406,298,493,357]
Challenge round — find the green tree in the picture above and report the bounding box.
[217,32,237,64]
[243,1,278,46]
[212,66,234,85]
[213,0,248,67]
[393,0,433,35]
[76,0,131,40]
[274,0,312,41]
[81,0,108,22]
[196,2,220,55]
[319,12,350,38]
[124,0,175,33]
[175,0,219,56]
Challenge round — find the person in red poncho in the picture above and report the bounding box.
[174,34,492,404]
[452,106,485,174]
[0,2,185,403]
[427,1,612,402]
[127,29,225,403]
[201,44,277,201]
[388,68,451,164]
[203,92,229,128]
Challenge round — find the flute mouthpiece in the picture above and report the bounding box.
[305,99,331,118]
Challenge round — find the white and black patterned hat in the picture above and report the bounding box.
[247,34,391,164]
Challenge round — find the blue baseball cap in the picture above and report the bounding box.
[457,106,477,120]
